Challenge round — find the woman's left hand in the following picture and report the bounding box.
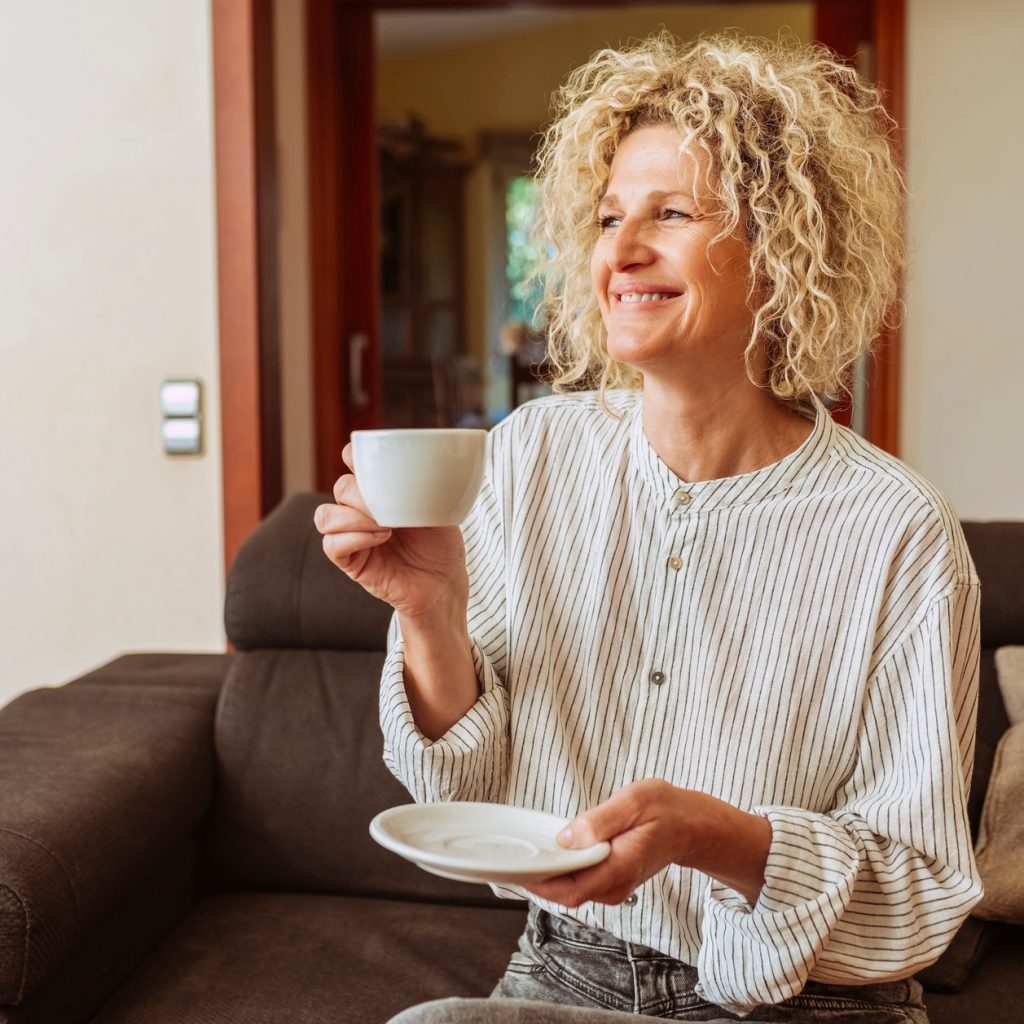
[523,779,771,908]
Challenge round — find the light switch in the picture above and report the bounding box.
[162,418,202,455]
[160,379,201,417]
[161,378,202,455]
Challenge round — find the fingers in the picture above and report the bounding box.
[314,500,391,573]
[321,528,391,575]
[331,472,373,518]
[525,844,638,908]
[558,784,648,850]
[315,500,381,537]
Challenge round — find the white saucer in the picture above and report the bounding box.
[369,802,611,885]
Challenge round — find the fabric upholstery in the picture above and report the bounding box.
[994,646,1024,723]
[0,655,226,1005]
[924,924,1024,1024]
[89,893,528,1024]
[960,521,1024,649]
[968,652,1011,839]
[224,491,392,652]
[0,837,200,1024]
[203,648,508,907]
[973,647,1024,923]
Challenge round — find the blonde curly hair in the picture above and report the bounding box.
[530,30,906,407]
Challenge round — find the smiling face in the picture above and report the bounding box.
[591,123,759,382]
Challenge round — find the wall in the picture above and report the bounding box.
[0,2,225,708]
[902,0,1024,518]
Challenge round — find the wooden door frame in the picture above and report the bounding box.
[212,0,905,573]
[212,0,282,578]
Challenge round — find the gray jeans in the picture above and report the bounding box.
[390,905,930,1024]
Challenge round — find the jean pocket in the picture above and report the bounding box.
[504,950,546,977]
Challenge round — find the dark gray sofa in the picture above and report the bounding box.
[0,493,1021,1024]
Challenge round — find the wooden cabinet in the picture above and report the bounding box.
[379,120,470,427]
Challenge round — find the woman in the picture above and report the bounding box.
[315,32,982,1024]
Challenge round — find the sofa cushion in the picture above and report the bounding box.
[203,648,509,907]
[961,521,1024,650]
[225,492,392,652]
[0,837,199,1024]
[0,655,223,1006]
[923,924,1024,1024]
[969,651,1011,839]
[87,893,528,1024]
[973,647,1024,924]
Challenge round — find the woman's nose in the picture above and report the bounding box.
[608,218,655,271]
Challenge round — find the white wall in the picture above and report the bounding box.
[903,0,1024,518]
[0,2,226,708]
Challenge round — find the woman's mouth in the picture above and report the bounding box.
[613,291,682,307]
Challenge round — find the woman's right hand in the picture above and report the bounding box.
[314,442,470,622]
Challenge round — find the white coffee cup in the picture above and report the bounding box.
[350,429,487,528]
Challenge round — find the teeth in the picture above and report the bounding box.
[618,292,675,303]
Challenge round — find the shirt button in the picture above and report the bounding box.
[623,893,638,906]
[672,488,692,507]
[649,670,666,686]
[667,555,684,571]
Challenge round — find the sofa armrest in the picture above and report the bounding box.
[0,653,227,1006]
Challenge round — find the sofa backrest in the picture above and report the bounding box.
[960,522,1022,836]
[207,493,1023,897]
[223,490,393,651]
[206,492,507,906]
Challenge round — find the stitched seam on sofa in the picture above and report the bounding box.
[0,826,82,964]
[0,882,28,1004]
[0,833,81,946]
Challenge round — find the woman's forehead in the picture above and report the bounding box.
[603,125,707,195]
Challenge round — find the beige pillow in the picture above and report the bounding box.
[974,646,1024,923]
[995,646,1024,725]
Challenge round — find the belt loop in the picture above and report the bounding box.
[531,904,548,947]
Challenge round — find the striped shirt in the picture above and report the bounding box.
[380,389,983,1016]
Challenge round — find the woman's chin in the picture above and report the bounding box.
[606,338,674,369]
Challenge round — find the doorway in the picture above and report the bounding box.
[212,0,905,568]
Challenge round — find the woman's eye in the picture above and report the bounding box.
[597,215,620,229]
[663,209,690,220]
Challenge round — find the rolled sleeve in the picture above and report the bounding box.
[695,583,984,1016]
[380,629,510,803]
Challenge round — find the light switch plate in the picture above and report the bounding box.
[160,379,201,418]
[162,417,202,455]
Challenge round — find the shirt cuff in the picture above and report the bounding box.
[379,634,509,804]
[694,806,860,1016]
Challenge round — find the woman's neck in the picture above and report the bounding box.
[640,378,814,484]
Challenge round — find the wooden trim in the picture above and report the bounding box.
[307,0,345,493]
[212,0,278,578]
[866,0,905,457]
[307,1,379,493]
[813,0,904,453]
[358,0,792,6]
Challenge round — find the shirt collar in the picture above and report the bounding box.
[627,392,835,513]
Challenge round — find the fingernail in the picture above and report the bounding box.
[556,826,574,847]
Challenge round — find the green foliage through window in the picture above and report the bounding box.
[506,176,547,330]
